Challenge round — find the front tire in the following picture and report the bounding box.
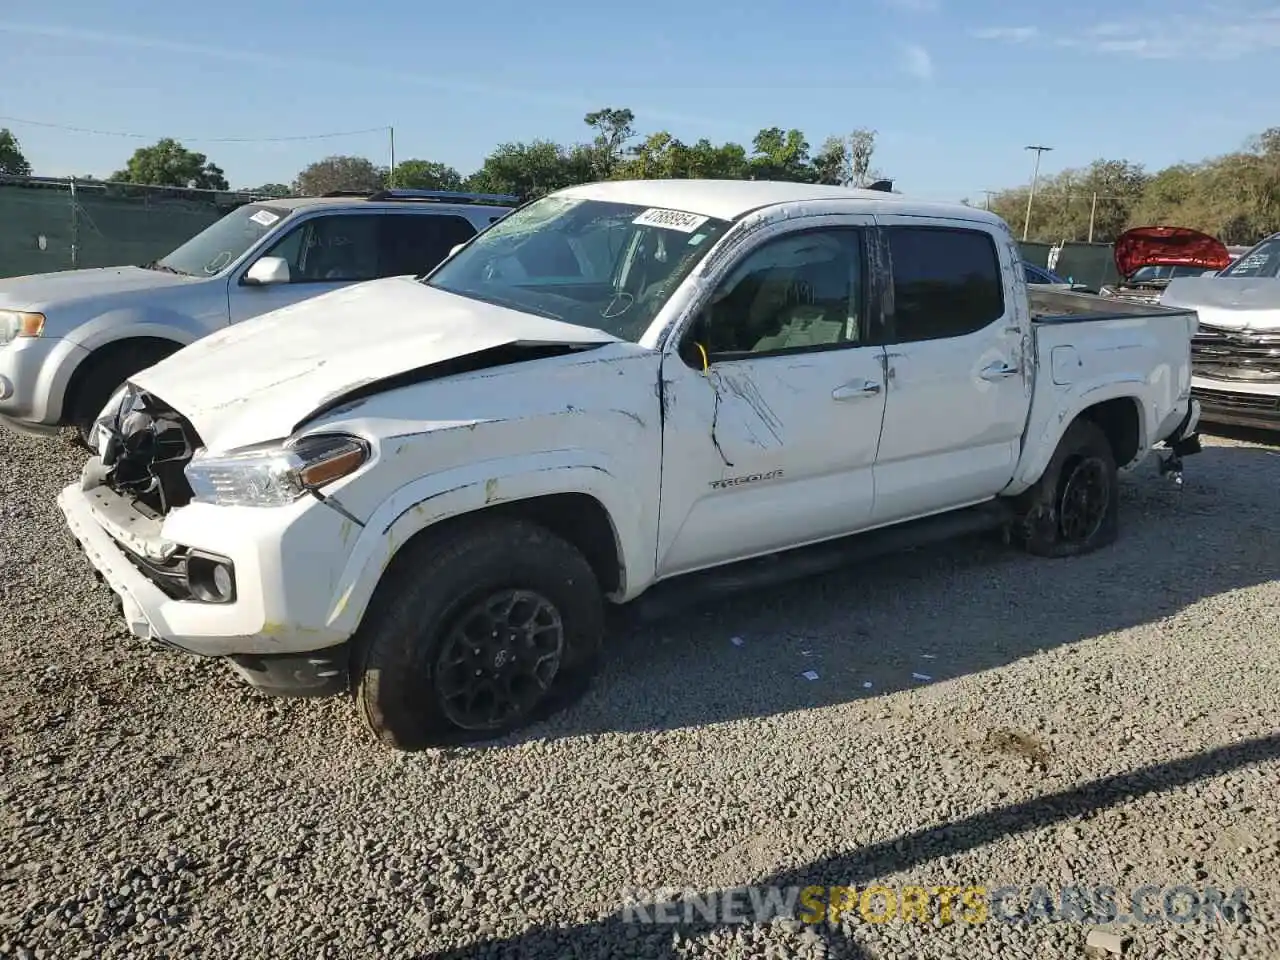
[352,518,604,750]
[1012,418,1119,558]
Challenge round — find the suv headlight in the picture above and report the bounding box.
[0,311,45,346]
[184,433,370,507]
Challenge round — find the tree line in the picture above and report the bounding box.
[2,115,1277,246]
[975,130,1280,247]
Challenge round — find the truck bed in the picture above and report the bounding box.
[1029,286,1197,324]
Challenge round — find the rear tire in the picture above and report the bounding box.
[66,342,177,448]
[1012,418,1119,558]
[352,517,604,751]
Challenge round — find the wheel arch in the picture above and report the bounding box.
[325,463,649,639]
[1009,388,1148,495]
[59,334,188,426]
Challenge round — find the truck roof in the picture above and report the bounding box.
[557,179,1005,226]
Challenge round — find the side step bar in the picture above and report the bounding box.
[629,500,1016,622]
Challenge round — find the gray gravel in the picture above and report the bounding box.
[2,425,1278,960]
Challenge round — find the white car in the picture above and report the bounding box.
[58,180,1204,750]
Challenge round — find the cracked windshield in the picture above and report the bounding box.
[2,3,1277,960]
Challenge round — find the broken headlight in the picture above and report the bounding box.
[184,434,370,508]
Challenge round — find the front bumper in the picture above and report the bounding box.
[0,336,79,431]
[57,470,357,667]
[1191,376,1280,431]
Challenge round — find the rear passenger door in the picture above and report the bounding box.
[378,213,478,277]
[869,217,1032,524]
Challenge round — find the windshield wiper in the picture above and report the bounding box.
[140,260,188,275]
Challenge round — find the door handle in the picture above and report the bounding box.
[980,361,1020,380]
[832,380,882,400]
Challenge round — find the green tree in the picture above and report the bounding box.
[748,128,812,181]
[111,138,228,190]
[465,140,592,199]
[391,159,464,191]
[583,107,636,178]
[243,183,292,198]
[0,128,32,177]
[293,155,387,196]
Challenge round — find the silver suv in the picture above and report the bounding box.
[0,188,518,442]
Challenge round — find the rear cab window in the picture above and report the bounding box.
[884,226,1006,343]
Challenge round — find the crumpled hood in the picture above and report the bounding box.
[0,265,192,312]
[130,277,621,451]
[1113,226,1231,280]
[1161,276,1280,332]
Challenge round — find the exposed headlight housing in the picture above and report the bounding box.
[184,433,370,508]
[0,311,45,346]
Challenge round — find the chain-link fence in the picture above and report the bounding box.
[0,175,263,279]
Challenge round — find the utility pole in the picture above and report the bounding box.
[1088,192,1098,243]
[1022,145,1053,241]
[981,190,997,210]
[388,126,396,187]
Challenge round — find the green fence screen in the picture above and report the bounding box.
[0,175,257,279]
[3,176,1131,291]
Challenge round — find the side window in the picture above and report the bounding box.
[379,214,478,277]
[687,229,864,362]
[258,214,382,283]
[886,227,1005,343]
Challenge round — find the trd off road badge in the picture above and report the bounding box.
[709,469,784,490]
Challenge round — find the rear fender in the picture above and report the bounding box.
[1007,383,1151,495]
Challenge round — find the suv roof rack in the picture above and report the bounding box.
[361,188,522,206]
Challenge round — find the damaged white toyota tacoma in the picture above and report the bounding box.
[57,180,1205,750]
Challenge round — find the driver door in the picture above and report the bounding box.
[655,220,889,577]
[227,213,379,324]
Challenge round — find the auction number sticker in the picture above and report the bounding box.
[632,208,710,233]
[249,209,281,227]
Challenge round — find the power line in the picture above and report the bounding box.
[0,115,389,143]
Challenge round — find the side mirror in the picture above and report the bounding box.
[244,256,290,286]
[448,243,466,259]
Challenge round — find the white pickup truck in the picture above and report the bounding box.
[57,180,1204,751]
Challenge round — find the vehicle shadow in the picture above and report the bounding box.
[415,732,1279,959]
[489,441,1280,744]
[1200,422,1280,448]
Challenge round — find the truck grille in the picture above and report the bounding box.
[1191,326,1280,382]
[1193,387,1280,428]
[100,388,201,517]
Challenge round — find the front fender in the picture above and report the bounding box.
[66,310,204,354]
[323,449,652,638]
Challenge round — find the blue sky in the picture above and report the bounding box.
[2,0,1277,201]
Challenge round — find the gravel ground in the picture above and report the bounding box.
[2,425,1278,960]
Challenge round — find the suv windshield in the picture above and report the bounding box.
[155,203,291,277]
[424,196,733,343]
[1127,264,1216,284]
[1218,237,1280,279]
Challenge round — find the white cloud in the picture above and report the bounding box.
[901,43,934,80]
[971,5,1280,60]
[968,26,1038,42]
[882,0,941,11]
